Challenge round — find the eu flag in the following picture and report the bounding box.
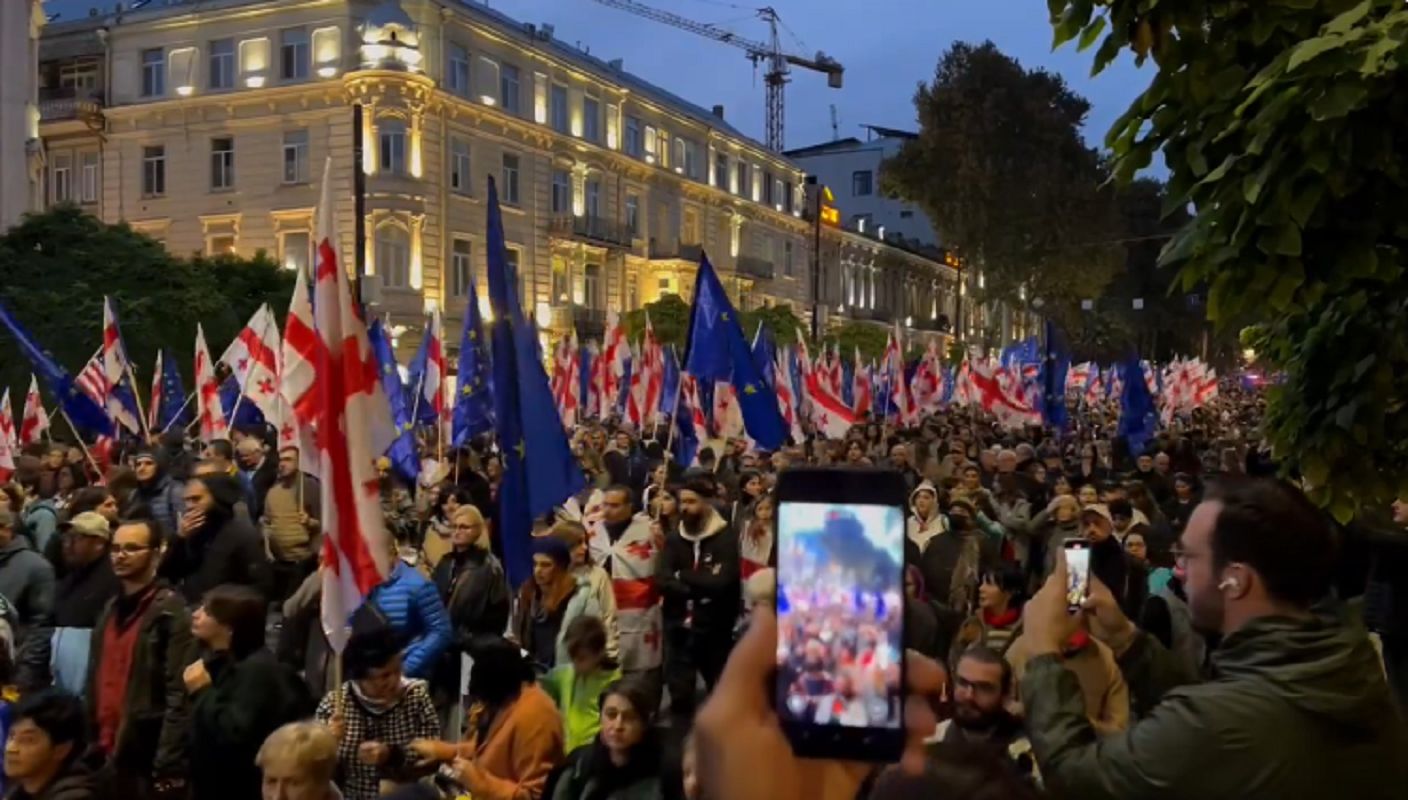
[368,320,421,487]
[452,268,494,447]
[155,348,191,432]
[220,375,266,429]
[683,256,786,451]
[485,177,585,587]
[659,344,681,418]
[0,300,112,436]
[1117,355,1158,456]
[1042,320,1071,431]
[750,324,777,391]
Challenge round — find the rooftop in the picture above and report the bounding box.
[40,0,786,162]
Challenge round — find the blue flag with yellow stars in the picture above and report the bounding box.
[683,255,785,450]
[367,319,420,488]
[0,300,112,436]
[155,348,191,432]
[453,268,495,447]
[484,177,585,587]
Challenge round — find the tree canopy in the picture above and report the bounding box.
[0,206,295,412]
[881,41,1124,333]
[1048,0,1408,518]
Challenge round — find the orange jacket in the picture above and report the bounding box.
[455,684,564,800]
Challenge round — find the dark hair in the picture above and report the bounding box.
[205,439,235,461]
[563,615,608,660]
[0,484,23,513]
[604,484,635,507]
[115,517,166,552]
[65,487,113,518]
[956,645,1014,696]
[54,463,88,492]
[987,565,1026,604]
[469,638,534,705]
[105,467,140,505]
[343,627,403,680]
[435,486,474,521]
[598,676,655,725]
[961,464,980,476]
[1173,472,1195,489]
[13,690,87,756]
[1204,478,1336,608]
[870,742,1041,800]
[1108,498,1133,519]
[200,584,268,657]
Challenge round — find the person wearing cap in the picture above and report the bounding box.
[0,508,55,630]
[131,446,185,544]
[50,511,121,696]
[510,535,605,671]
[1076,503,1147,621]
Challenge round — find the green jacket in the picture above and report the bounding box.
[1022,604,1408,800]
[541,664,623,754]
[83,583,195,779]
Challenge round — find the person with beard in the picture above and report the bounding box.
[595,486,664,708]
[547,678,662,800]
[1078,504,1146,621]
[657,479,739,722]
[49,512,121,696]
[931,647,1038,786]
[131,448,184,541]
[260,447,321,605]
[158,474,271,606]
[85,519,194,800]
[1019,477,1408,799]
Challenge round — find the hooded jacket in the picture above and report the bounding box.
[658,507,739,639]
[1023,604,1408,799]
[906,481,948,554]
[157,474,271,605]
[133,457,184,542]
[0,538,55,627]
[6,748,106,800]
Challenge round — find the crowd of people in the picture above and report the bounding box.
[0,383,1403,799]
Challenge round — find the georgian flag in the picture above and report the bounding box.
[601,311,628,418]
[805,369,857,440]
[221,304,283,422]
[193,324,228,442]
[0,389,16,483]
[969,360,1042,429]
[627,317,663,429]
[19,375,48,446]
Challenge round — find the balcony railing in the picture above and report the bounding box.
[38,88,104,123]
[647,239,704,262]
[736,254,775,280]
[549,214,632,249]
[549,303,608,338]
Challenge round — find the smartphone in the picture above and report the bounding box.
[1064,538,1091,612]
[774,467,907,762]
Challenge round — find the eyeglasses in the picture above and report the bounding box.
[111,544,154,556]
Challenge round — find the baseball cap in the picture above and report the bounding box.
[60,511,112,541]
[1080,504,1114,524]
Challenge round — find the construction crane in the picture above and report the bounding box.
[590,0,843,152]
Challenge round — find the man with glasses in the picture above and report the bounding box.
[86,518,196,799]
[934,646,1039,785]
[1018,477,1408,799]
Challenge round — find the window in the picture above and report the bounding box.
[379,120,407,175]
[451,239,472,297]
[583,263,601,309]
[784,240,794,277]
[853,213,872,232]
[852,169,873,196]
[58,60,98,92]
[625,193,639,237]
[210,137,235,190]
[551,255,569,303]
[281,231,311,273]
[282,130,309,184]
[142,146,165,196]
[583,96,600,142]
[208,235,236,256]
[551,169,570,214]
[784,180,794,213]
[585,179,600,220]
[737,162,751,196]
[80,153,98,203]
[656,129,669,168]
[141,49,165,97]
[550,84,568,133]
[624,116,641,157]
[51,155,72,204]
[763,171,774,205]
[209,39,235,90]
[772,178,784,208]
[280,28,310,80]
[447,43,470,95]
[450,137,471,194]
[500,63,520,113]
[501,153,520,205]
[643,124,657,160]
[377,226,410,288]
[507,247,527,308]
[714,153,728,187]
[627,276,638,310]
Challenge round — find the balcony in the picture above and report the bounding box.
[38,87,104,125]
[647,238,704,262]
[548,214,632,249]
[736,254,775,280]
[549,303,607,339]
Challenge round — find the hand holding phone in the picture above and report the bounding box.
[1063,539,1091,612]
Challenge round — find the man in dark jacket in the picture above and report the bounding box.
[85,518,193,799]
[430,506,509,710]
[2,690,104,800]
[603,431,651,499]
[234,438,277,522]
[0,509,55,628]
[158,473,271,605]
[130,448,183,543]
[1021,477,1408,799]
[658,478,739,721]
[48,512,121,696]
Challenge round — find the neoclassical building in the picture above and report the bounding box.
[35,0,964,355]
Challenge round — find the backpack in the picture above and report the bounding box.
[20,503,57,552]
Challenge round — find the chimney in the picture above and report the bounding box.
[712,104,725,120]
[539,23,555,40]
[608,58,623,71]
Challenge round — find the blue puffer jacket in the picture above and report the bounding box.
[367,561,453,679]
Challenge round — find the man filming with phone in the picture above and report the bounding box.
[1019,477,1408,799]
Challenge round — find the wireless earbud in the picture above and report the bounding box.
[1218,578,1240,591]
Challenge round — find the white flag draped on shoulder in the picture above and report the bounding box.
[310,159,394,655]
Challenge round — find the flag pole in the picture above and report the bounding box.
[59,411,104,478]
[126,363,152,440]
[160,392,197,434]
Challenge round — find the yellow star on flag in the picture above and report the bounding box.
[742,383,758,395]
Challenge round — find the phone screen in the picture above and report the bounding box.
[775,501,905,732]
[1065,539,1091,610]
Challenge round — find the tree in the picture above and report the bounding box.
[881,41,1124,329]
[828,322,889,364]
[1048,0,1408,519]
[622,293,690,349]
[739,303,808,349]
[0,207,295,413]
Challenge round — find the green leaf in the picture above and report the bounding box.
[1340,244,1378,279]
[1259,223,1303,257]
[1309,83,1369,120]
[1269,270,1303,311]
[1324,0,1371,36]
[1077,16,1107,51]
[1199,155,1238,185]
[1288,36,1346,72]
[1288,181,1324,227]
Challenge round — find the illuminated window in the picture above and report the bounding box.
[378,226,410,288]
[379,120,407,175]
[280,231,311,273]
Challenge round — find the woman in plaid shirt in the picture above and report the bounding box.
[316,628,440,800]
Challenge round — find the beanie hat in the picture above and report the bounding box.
[531,534,572,568]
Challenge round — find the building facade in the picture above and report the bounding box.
[36,0,962,358]
[787,126,935,246]
[1,0,45,232]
